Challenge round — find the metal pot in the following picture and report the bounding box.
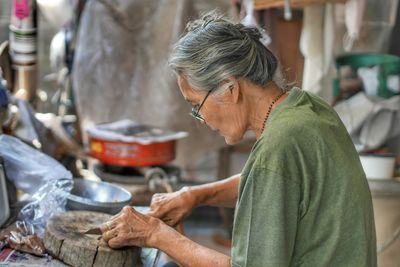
[88,137,176,167]
[87,120,187,167]
[67,179,132,214]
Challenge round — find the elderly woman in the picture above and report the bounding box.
[100,13,376,266]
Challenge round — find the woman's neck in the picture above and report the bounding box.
[244,82,286,139]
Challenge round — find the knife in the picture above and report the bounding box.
[81,227,102,235]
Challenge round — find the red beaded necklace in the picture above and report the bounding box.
[261,91,286,133]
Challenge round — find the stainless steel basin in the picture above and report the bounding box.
[67,179,132,214]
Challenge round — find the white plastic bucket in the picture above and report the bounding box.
[360,154,396,179]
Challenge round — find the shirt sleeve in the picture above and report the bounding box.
[231,167,301,267]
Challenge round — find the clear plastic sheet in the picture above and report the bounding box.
[0,134,72,194]
[3,221,46,256]
[18,178,73,237]
[0,134,73,237]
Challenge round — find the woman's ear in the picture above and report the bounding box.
[217,77,240,103]
[229,79,240,104]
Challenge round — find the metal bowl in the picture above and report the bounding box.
[67,179,132,214]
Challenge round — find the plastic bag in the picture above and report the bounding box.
[0,134,72,194]
[2,221,46,256]
[18,178,73,237]
[334,92,400,152]
[0,134,73,237]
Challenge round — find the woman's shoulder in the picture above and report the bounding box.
[267,89,344,143]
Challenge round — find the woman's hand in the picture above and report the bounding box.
[100,206,162,249]
[101,206,230,267]
[148,187,197,226]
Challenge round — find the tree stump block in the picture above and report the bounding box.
[44,211,140,267]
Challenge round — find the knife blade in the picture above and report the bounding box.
[81,227,102,235]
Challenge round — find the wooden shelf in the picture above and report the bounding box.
[254,0,347,10]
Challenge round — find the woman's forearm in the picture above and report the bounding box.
[186,173,240,208]
[152,224,231,267]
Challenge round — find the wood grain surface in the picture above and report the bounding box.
[44,211,140,267]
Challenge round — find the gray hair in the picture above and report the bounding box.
[169,11,286,93]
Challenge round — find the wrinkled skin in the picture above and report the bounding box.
[101,187,195,248]
[147,187,196,227]
[100,206,162,248]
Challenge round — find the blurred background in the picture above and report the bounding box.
[0,0,400,266]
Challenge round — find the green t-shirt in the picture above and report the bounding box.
[231,88,376,267]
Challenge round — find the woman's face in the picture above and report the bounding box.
[177,76,247,145]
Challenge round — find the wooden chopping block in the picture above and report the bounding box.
[44,211,140,267]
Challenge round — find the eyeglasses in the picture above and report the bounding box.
[190,89,214,123]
